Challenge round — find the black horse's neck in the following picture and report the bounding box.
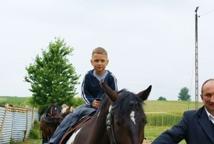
[88,95,112,144]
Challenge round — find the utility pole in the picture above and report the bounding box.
[195,6,199,109]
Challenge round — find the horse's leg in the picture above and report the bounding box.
[41,125,49,144]
[40,119,46,143]
[40,117,52,144]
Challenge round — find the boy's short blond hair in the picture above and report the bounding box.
[92,47,108,56]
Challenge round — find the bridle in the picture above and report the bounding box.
[106,105,118,144]
[105,102,146,144]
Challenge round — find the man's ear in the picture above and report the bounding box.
[90,59,93,65]
[200,94,203,100]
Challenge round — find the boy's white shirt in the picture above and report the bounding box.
[93,70,108,82]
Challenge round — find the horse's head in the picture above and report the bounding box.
[101,82,152,144]
[47,104,61,117]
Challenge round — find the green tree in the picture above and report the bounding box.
[157,96,167,101]
[178,87,191,101]
[25,38,79,113]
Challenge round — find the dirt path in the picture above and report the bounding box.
[143,140,152,144]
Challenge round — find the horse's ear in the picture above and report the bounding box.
[137,85,152,101]
[100,81,118,102]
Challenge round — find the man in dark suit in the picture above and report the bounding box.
[152,79,214,144]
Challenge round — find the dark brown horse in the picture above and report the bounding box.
[40,104,63,143]
[61,82,152,144]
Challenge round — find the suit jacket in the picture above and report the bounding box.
[152,106,214,144]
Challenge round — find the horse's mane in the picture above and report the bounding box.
[99,89,124,112]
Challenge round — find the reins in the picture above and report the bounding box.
[106,105,118,144]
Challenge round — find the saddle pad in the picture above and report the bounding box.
[59,116,92,144]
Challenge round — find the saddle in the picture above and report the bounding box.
[59,115,93,144]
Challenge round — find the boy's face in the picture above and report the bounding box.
[91,53,109,75]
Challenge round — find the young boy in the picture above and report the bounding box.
[82,47,118,109]
[49,47,117,144]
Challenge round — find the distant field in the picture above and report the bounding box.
[0,96,31,106]
[144,100,202,113]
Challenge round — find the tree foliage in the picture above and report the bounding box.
[178,87,191,101]
[157,96,167,101]
[25,38,79,111]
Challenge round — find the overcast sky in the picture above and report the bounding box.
[1,0,214,100]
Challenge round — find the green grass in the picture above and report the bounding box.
[12,139,42,144]
[144,100,202,113]
[145,125,186,144]
[145,125,169,140]
[146,112,182,126]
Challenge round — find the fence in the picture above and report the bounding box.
[0,105,39,144]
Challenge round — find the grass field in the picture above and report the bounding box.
[144,100,202,113]
[143,100,202,144]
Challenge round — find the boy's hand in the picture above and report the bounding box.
[92,99,101,109]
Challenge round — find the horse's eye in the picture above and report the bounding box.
[129,101,135,107]
[129,101,140,109]
[129,103,133,107]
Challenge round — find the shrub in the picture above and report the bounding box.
[28,121,41,139]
